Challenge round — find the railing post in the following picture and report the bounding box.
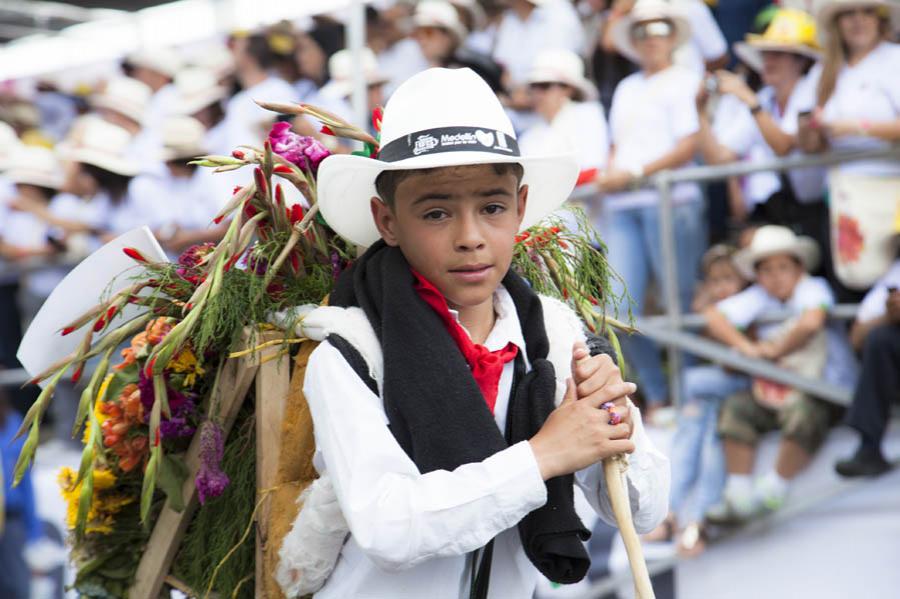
[656,172,683,408]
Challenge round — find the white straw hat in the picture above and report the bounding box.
[319,48,389,100]
[5,146,64,189]
[526,48,598,101]
[91,77,152,126]
[734,225,821,280]
[316,67,579,247]
[62,117,141,177]
[160,116,208,162]
[817,0,900,32]
[126,48,184,79]
[0,121,22,170]
[414,0,469,44]
[611,0,692,64]
[173,68,228,116]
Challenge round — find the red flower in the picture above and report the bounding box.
[273,164,293,174]
[93,317,106,332]
[61,325,76,336]
[123,247,147,263]
[320,125,335,136]
[372,106,383,133]
[71,364,84,384]
[232,150,245,159]
[837,213,864,264]
[289,204,305,224]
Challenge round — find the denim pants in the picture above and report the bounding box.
[0,514,30,599]
[599,200,705,405]
[669,365,749,523]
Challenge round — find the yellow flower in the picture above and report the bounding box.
[82,375,115,444]
[57,467,129,535]
[169,347,206,388]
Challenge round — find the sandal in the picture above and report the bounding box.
[642,513,675,543]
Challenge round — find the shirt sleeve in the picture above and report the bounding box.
[303,341,548,571]
[714,95,757,156]
[856,262,900,322]
[574,400,670,534]
[792,276,835,312]
[715,284,767,329]
[687,2,727,61]
[671,72,701,139]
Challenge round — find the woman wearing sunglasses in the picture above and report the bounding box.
[594,0,703,420]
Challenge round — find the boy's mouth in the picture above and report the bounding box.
[448,263,493,282]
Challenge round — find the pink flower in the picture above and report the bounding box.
[195,421,229,504]
[268,122,330,174]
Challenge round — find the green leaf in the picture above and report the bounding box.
[606,327,628,382]
[158,454,188,513]
[140,446,160,526]
[12,418,40,487]
[75,466,94,539]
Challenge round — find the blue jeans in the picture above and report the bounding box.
[599,200,705,405]
[669,365,750,523]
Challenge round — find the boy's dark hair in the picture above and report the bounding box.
[754,254,803,271]
[374,162,524,207]
[82,163,133,203]
[245,34,280,70]
[17,182,56,201]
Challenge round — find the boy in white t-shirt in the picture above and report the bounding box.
[702,226,842,521]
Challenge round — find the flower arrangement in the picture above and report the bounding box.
[12,102,628,597]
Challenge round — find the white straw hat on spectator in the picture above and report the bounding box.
[817,0,900,32]
[734,225,820,280]
[414,0,469,43]
[63,118,141,177]
[191,46,236,79]
[0,121,22,170]
[317,67,579,247]
[319,48,389,100]
[611,0,692,64]
[126,48,183,80]
[526,49,598,101]
[449,0,487,31]
[5,146,64,189]
[91,77,152,127]
[160,116,208,162]
[174,68,228,116]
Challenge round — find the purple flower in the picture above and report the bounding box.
[195,421,229,504]
[177,243,216,268]
[138,370,197,439]
[268,122,330,173]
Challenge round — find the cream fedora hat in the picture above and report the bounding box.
[526,48,598,101]
[611,0,692,64]
[316,67,579,247]
[414,0,470,44]
[63,117,141,177]
[0,121,22,170]
[817,0,900,32]
[160,116,208,162]
[319,48,389,101]
[91,77,152,126]
[5,146,64,189]
[173,68,228,116]
[734,225,821,280]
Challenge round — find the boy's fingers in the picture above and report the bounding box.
[570,341,591,381]
[584,382,637,408]
[561,378,577,405]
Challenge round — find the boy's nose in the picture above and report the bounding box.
[454,214,486,251]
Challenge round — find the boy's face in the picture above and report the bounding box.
[706,260,744,302]
[371,164,527,311]
[755,253,804,301]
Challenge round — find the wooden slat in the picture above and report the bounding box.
[254,334,293,598]
[129,333,260,599]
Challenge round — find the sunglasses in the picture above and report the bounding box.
[529,81,560,91]
[631,20,674,40]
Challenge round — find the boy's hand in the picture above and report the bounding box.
[571,342,633,437]
[528,342,637,481]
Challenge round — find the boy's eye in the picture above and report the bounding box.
[423,209,447,220]
[483,203,506,215]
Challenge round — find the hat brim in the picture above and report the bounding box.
[316,150,579,247]
[5,168,63,189]
[66,147,141,177]
[526,70,598,102]
[177,89,227,117]
[818,0,900,31]
[611,14,692,64]
[733,40,822,73]
[91,96,146,127]
[734,237,821,280]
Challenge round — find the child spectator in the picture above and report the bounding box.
[646,245,749,555]
[704,226,846,522]
[835,255,900,477]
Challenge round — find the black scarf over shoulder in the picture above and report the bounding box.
[330,241,590,583]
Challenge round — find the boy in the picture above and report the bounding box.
[277,68,669,598]
[703,225,844,522]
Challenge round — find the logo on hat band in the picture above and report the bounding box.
[379,126,519,163]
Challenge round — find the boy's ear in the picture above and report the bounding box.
[516,184,529,228]
[371,196,400,246]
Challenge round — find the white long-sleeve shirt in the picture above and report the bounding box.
[303,287,669,598]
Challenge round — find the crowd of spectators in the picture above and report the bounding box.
[1,0,900,595]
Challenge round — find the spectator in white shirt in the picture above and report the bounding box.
[172,68,230,156]
[519,48,609,230]
[123,48,183,132]
[595,0,703,415]
[697,8,825,227]
[835,257,900,477]
[224,33,299,152]
[672,0,729,74]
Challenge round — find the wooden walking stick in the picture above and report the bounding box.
[603,454,655,599]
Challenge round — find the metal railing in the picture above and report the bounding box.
[642,144,900,407]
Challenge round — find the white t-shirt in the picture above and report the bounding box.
[128,168,230,233]
[519,99,609,170]
[805,42,900,176]
[717,274,857,390]
[673,0,728,76]
[856,260,900,323]
[716,81,826,203]
[492,1,585,86]
[605,65,702,210]
[224,75,299,152]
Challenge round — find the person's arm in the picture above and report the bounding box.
[850,315,890,350]
[595,134,698,192]
[758,307,827,360]
[715,70,795,156]
[824,118,900,142]
[703,305,760,357]
[304,341,634,570]
[697,104,737,165]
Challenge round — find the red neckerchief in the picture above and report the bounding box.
[412,270,519,414]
